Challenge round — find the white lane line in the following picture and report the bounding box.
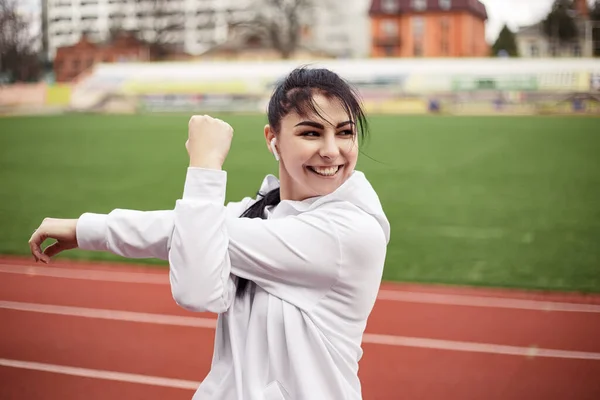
[0,264,167,284]
[2,263,599,313]
[377,291,600,313]
[2,300,599,361]
[362,334,600,361]
[0,358,200,390]
[0,301,216,329]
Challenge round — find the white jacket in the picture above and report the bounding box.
[76,168,390,400]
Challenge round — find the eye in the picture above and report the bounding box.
[338,129,354,136]
[301,131,320,137]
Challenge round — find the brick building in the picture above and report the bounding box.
[369,0,489,58]
[53,32,150,83]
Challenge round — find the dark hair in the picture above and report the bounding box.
[235,66,369,298]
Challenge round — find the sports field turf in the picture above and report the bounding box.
[1,114,598,292]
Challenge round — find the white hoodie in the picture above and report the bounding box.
[76,168,390,400]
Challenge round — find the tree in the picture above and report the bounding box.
[135,0,185,60]
[40,0,48,64]
[592,0,600,19]
[542,0,579,45]
[230,0,316,59]
[0,0,41,83]
[491,24,519,57]
[591,0,600,56]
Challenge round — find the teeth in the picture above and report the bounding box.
[311,166,340,176]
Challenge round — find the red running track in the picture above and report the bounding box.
[1,256,599,400]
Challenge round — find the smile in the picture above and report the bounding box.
[307,165,343,177]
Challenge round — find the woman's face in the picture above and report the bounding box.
[265,93,359,201]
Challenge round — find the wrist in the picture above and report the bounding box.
[189,158,222,170]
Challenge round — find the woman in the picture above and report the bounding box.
[29,67,390,400]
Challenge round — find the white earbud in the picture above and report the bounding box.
[270,138,280,161]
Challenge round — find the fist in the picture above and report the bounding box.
[186,115,233,169]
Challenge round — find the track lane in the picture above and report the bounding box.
[2,256,600,400]
[0,271,213,318]
[0,309,213,382]
[2,271,599,353]
[0,366,194,400]
[358,344,600,400]
[367,301,600,352]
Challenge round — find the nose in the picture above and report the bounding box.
[319,135,340,161]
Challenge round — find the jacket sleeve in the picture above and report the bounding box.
[76,210,175,260]
[169,168,386,313]
[76,199,252,260]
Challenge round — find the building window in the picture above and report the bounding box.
[109,12,127,19]
[414,41,424,56]
[412,16,424,38]
[412,0,427,11]
[381,0,399,13]
[381,20,398,37]
[439,0,451,10]
[441,40,449,55]
[530,43,539,57]
[440,17,450,34]
[573,43,582,57]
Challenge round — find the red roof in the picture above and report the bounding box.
[369,0,488,20]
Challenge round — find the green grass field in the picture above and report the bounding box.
[1,114,599,293]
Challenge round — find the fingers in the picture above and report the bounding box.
[43,241,65,259]
[28,227,50,264]
[28,218,79,264]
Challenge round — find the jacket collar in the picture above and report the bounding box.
[259,170,375,213]
[258,170,390,243]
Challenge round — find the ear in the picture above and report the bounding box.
[264,124,280,162]
[264,124,276,152]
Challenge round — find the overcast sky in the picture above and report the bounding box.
[18,0,581,44]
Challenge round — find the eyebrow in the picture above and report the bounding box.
[294,120,355,129]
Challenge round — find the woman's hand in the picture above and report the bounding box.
[28,218,79,263]
[186,115,234,170]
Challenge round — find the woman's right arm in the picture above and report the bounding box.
[28,210,176,263]
[29,200,252,263]
[76,209,175,260]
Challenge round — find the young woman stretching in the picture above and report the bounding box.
[29,67,390,400]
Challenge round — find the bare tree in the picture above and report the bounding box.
[0,0,41,82]
[135,0,185,60]
[231,0,317,59]
[107,1,128,41]
[40,0,49,64]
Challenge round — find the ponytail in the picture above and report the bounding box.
[235,188,281,298]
